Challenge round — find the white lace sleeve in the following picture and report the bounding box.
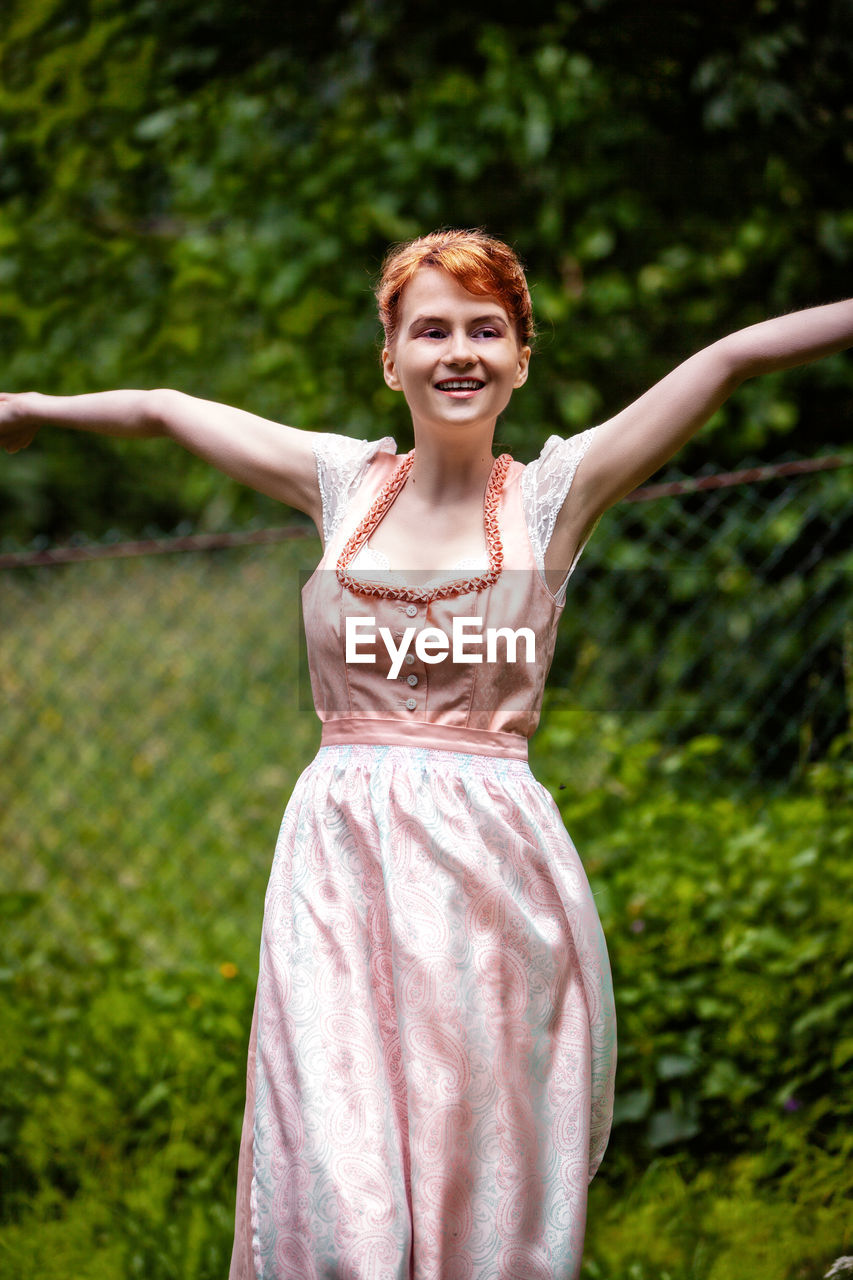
[312,432,397,544]
[521,426,601,602]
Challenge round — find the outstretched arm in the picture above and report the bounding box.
[548,298,853,573]
[0,388,323,526]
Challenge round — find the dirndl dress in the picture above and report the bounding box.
[229,428,617,1280]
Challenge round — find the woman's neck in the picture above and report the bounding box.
[407,433,498,505]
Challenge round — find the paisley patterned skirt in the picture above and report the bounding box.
[230,744,616,1280]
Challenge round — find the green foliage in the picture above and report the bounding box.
[1,0,852,540]
[556,463,853,781]
[1,542,319,971]
[1,545,851,1274]
[532,700,853,1180]
[0,914,249,1278]
[583,1148,852,1280]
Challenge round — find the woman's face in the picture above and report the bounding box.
[381,267,530,438]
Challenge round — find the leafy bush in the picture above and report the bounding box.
[0,903,251,1278]
[583,1148,852,1280]
[533,701,853,1181]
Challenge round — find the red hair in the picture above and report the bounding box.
[376,229,534,349]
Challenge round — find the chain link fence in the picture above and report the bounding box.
[553,453,852,781]
[2,452,850,970]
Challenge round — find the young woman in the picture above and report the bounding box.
[2,230,851,1280]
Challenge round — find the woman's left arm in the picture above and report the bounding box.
[550,298,853,568]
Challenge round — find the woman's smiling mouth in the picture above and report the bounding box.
[434,379,485,397]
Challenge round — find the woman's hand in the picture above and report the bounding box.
[0,392,41,453]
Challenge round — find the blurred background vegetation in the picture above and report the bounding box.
[1,0,851,540]
[2,0,852,1277]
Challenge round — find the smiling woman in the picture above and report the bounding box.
[1,227,851,1280]
[379,266,531,458]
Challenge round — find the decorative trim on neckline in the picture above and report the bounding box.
[336,451,512,602]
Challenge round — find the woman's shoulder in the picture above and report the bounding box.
[312,431,399,544]
[519,426,603,572]
[521,426,601,474]
[312,430,398,469]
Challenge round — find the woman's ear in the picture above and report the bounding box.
[514,345,532,389]
[382,347,401,391]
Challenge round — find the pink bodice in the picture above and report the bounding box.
[302,447,567,760]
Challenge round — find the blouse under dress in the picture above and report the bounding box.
[229,428,617,1280]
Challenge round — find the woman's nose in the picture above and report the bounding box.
[446,330,476,365]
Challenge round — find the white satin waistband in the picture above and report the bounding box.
[319,717,529,760]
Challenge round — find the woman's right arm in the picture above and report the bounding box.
[0,389,323,526]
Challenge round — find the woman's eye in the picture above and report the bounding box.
[419,325,502,339]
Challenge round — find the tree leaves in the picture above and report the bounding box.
[1,0,851,541]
